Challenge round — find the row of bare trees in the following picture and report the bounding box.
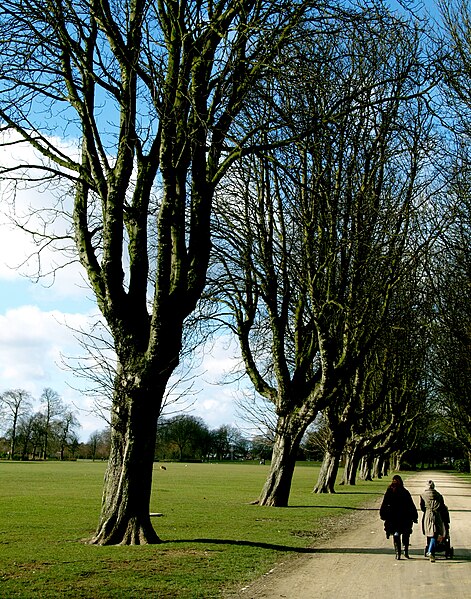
[0,388,80,460]
[1,0,471,545]
[78,418,253,462]
[206,5,441,504]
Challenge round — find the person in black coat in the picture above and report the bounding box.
[380,474,418,559]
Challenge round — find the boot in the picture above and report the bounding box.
[394,535,401,560]
[402,532,410,559]
[403,535,410,559]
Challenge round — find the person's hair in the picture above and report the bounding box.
[390,474,404,490]
[427,480,435,489]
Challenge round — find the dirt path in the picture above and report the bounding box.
[230,471,471,599]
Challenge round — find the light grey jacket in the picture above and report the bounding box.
[420,488,446,538]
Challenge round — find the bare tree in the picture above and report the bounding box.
[53,410,80,460]
[87,428,112,460]
[39,387,65,459]
[62,317,201,427]
[210,5,435,505]
[0,0,314,543]
[0,389,33,459]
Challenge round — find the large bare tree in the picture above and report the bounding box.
[210,4,435,505]
[0,0,313,544]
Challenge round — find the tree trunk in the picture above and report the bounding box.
[91,382,162,545]
[313,420,349,493]
[43,431,48,460]
[372,457,381,478]
[313,450,340,493]
[359,455,373,481]
[391,451,404,472]
[257,419,305,507]
[373,455,385,479]
[340,441,363,486]
[9,416,18,460]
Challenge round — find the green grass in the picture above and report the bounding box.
[0,460,391,598]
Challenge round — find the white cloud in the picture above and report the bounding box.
[0,304,106,439]
[0,130,89,301]
[179,335,255,431]
[0,215,90,302]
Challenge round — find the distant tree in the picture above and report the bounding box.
[251,435,273,462]
[92,428,112,460]
[211,426,233,460]
[163,415,209,461]
[88,431,100,461]
[209,425,249,460]
[0,389,33,459]
[227,427,251,460]
[39,388,65,459]
[16,412,45,460]
[53,411,81,461]
[0,436,9,457]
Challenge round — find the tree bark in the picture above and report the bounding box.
[340,441,364,486]
[313,450,340,493]
[257,418,306,507]
[359,455,373,481]
[91,380,162,545]
[372,455,385,479]
[313,416,349,493]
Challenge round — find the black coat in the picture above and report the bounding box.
[380,486,418,536]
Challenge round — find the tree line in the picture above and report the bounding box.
[4,402,459,478]
[1,0,471,545]
[0,388,80,460]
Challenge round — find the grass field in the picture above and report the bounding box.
[0,460,393,598]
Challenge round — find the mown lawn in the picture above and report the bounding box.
[0,460,391,598]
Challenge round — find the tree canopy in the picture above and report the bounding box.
[1,0,471,545]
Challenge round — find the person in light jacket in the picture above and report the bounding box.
[380,474,418,559]
[420,480,448,563]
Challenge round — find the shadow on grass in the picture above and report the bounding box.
[289,505,379,511]
[164,538,316,552]
[163,539,471,561]
[334,491,385,495]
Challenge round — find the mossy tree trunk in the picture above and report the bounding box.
[340,439,364,486]
[313,450,340,494]
[258,416,308,507]
[91,381,163,545]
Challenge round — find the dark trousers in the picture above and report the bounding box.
[393,532,410,547]
[393,533,410,558]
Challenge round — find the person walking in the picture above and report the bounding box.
[420,480,448,563]
[380,474,418,559]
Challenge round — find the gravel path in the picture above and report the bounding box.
[229,471,471,599]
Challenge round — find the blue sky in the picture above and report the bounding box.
[1,1,441,444]
[0,138,247,443]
